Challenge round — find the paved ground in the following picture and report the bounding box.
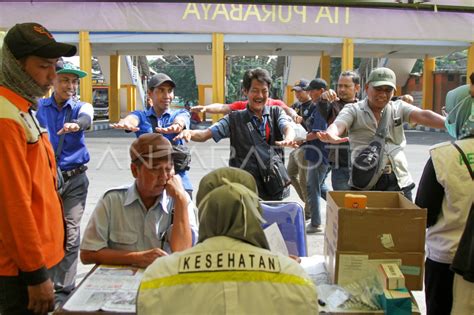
[77,128,451,313]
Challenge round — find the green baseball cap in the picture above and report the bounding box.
[56,60,87,78]
[367,67,396,90]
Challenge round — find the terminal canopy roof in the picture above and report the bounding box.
[1,2,472,58]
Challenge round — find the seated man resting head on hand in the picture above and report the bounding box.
[137,167,318,314]
[80,133,197,268]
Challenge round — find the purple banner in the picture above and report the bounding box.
[0,2,472,41]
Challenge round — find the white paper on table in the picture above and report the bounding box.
[337,254,369,285]
[264,223,289,256]
[300,255,331,286]
[63,265,144,313]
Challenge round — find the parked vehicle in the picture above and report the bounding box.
[93,85,109,120]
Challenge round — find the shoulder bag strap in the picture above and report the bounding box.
[55,106,72,161]
[148,114,158,132]
[452,142,474,180]
[246,112,271,150]
[269,106,279,144]
[375,103,391,139]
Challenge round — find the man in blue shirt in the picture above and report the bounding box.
[36,60,93,304]
[111,73,192,196]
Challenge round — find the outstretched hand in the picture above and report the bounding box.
[315,131,349,144]
[275,139,299,148]
[190,105,205,113]
[156,123,182,134]
[173,130,192,142]
[110,120,139,132]
[57,122,80,135]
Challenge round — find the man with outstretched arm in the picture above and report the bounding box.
[312,67,445,200]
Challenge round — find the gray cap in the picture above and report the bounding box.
[148,73,176,90]
[367,67,397,89]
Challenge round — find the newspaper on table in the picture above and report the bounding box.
[63,265,144,313]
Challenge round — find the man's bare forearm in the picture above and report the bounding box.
[80,248,142,266]
[190,129,213,142]
[169,194,192,252]
[410,109,446,129]
[203,103,231,114]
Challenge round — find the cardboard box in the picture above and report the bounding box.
[379,288,412,315]
[324,191,426,290]
[378,263,405,290]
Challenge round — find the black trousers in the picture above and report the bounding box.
[0,276,34,315]
[425,257,455,315]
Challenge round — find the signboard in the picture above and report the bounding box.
[0,2,472,41]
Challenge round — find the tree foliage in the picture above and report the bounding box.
[149,56,198,104]
[226,56,278,102]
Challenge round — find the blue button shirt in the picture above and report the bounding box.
[36,96,90,171]
[131,107,192,191]
[305,106,329,165]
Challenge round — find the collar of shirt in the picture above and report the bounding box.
[361,98,374,114]
[247,105,271,139]
[123,183,170,214]
[146,106,170,119]
[42,94,74,111]
[247,105,270,122]
[0,86,31,112]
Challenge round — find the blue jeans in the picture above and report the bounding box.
[306,162,330,227]
[331,165,351,191]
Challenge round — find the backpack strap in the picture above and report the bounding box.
[452,142,474,180]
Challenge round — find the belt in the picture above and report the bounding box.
[62,165,88,181]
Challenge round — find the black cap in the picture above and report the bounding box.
[305,78,327,91]
[5,23,77,60]
[292,79,309,91]
[148,73,176,90]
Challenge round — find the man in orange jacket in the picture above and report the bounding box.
[0,23,76,315]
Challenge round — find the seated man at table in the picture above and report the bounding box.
[137,167,318,314]
[80,134,198,268]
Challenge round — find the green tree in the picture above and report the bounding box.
[149,56,198,104]
[226,56,277,102]
[410,50,467,74]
